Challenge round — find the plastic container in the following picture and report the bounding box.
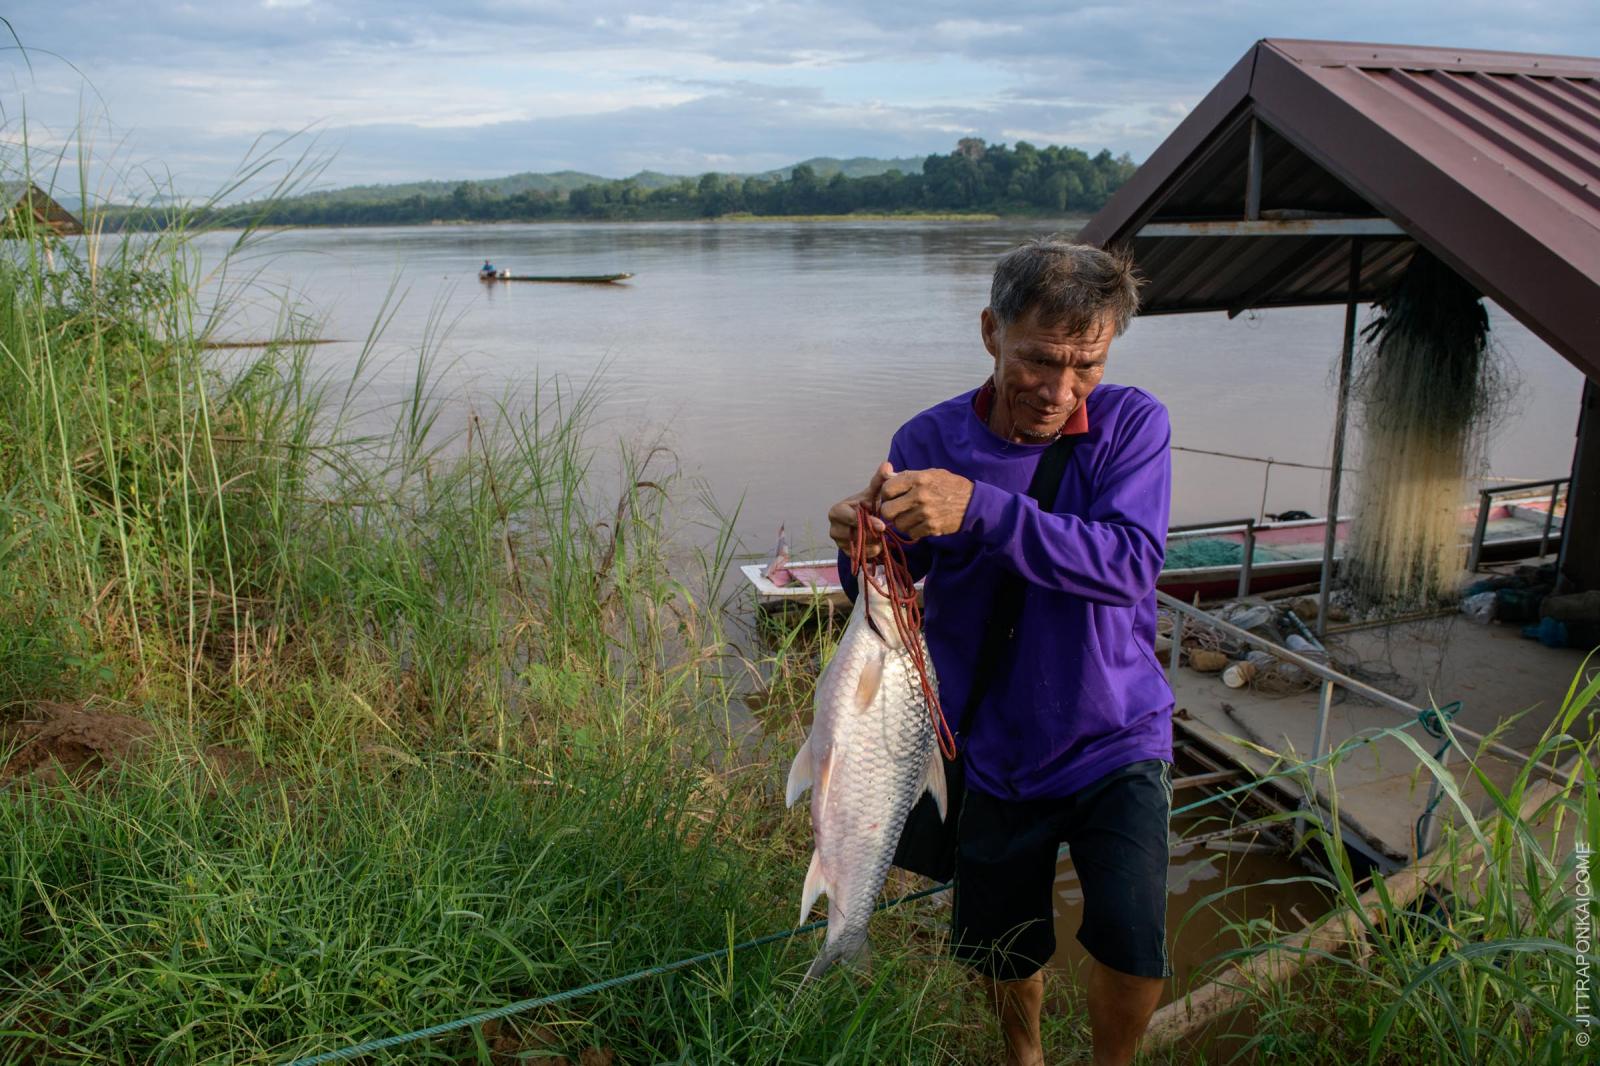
[1459,591,1496,624]
[1225,606,1274,631]
[1222,651,1276,688]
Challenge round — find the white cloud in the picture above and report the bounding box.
[1,1,1595,195]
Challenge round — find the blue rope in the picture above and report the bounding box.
[1413,701,1463,851]
[1417,700,1461,741]
[284,708,1451,1065]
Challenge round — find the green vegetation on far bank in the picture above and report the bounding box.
[717,210,1003,223]
[1,160,1595,1064]
[103,139,1134,231]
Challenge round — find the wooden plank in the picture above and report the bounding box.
[1171,769,1245,791]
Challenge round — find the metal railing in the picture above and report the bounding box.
[1158,591,1565,855]
[1167,517,1259,597]
[1465,477,1569,572]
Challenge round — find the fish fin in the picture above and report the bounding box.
[852,648,885,709]
[784,734,813,807]
[924,744,948,822]
[798,849,826,925]
[814,744,835,822]
[847,938,873,975]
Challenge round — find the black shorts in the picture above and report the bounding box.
[950,758,1172,982]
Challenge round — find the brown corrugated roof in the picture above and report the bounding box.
[0,181,84,236]
[1078,39,1600,382]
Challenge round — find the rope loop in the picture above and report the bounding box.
[850,501,956,759]
[1417,700,1461,740]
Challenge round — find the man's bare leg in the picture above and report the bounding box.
[1085,959,1163,1066]
[982,971,1044,1066]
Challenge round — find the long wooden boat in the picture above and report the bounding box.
[479,272,633,284]
[742,491,1564,609]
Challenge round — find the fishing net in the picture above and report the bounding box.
[1164,538,1287,570]
[1344,251,1514,612]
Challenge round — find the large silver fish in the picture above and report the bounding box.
[785,576,946,981]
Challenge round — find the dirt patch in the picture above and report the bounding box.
[475,1019,615,1066]
[0,702,157,785]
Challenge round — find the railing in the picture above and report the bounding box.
[1157,591,1565,855]
[1167,517,1259,597]
[1465,476,1569,572]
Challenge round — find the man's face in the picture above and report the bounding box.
[980,304,1113,442]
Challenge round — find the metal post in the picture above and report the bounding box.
[1467,489,1492,573]
[1417,742,1453,855]
[1238,519,1256,598]
[1166,609,1185,691]
[1317,240,1363,637]
[1294,677,1337,851]
[1538,479,1560,559]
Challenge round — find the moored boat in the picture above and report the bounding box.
[742,489,1565,608]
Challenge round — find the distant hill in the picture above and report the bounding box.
[100,140,1135,229]
[279,155,934,208]
[753,156,928,181]
[280,170,616,206]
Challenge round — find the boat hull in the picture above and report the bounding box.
[480,273,633,284]
[743,496,1563,609]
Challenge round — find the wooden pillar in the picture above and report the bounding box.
[1558,376,1600,593]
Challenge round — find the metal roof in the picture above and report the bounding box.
[1077,39,1600,382]
[0,181,84,236]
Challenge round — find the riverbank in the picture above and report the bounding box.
[1,206,1592,1064]
[177,209,1018,233]
[0,204,990,1062]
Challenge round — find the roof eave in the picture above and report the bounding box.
[1077,43,1260,248]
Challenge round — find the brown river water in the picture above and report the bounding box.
[196,219,1573,996]
[197,219,1583,563]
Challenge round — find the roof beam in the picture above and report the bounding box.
[1137,218,1406,238]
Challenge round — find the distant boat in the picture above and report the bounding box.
[479,271,633,284]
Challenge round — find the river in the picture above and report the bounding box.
[195,219,1584,561]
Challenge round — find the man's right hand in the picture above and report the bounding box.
[828,461,894,559]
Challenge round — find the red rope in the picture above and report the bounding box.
[850,503,958,760]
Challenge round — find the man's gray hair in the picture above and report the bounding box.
[989,237,1143,336]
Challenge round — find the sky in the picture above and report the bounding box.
[3,1,1598,199]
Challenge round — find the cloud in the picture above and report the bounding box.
[2,1,1596,195]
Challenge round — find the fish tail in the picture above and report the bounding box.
[801,916,868,984]
[801,946,836,984]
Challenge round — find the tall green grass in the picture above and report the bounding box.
[0,164,987,1061]
[0,738,973,1063]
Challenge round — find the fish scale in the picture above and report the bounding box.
[785,580,945,981]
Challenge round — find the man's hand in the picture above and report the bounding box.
[828,462,894,558]
[879,468,974,540]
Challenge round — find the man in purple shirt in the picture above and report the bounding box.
[828,239,1172,1066]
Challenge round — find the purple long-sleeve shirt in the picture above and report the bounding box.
[840,382,1174,801]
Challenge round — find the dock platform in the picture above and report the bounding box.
[1166,597,1588,867]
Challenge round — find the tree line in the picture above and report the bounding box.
[108,139,1136,229]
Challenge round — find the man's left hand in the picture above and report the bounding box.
[878,468,974,540]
